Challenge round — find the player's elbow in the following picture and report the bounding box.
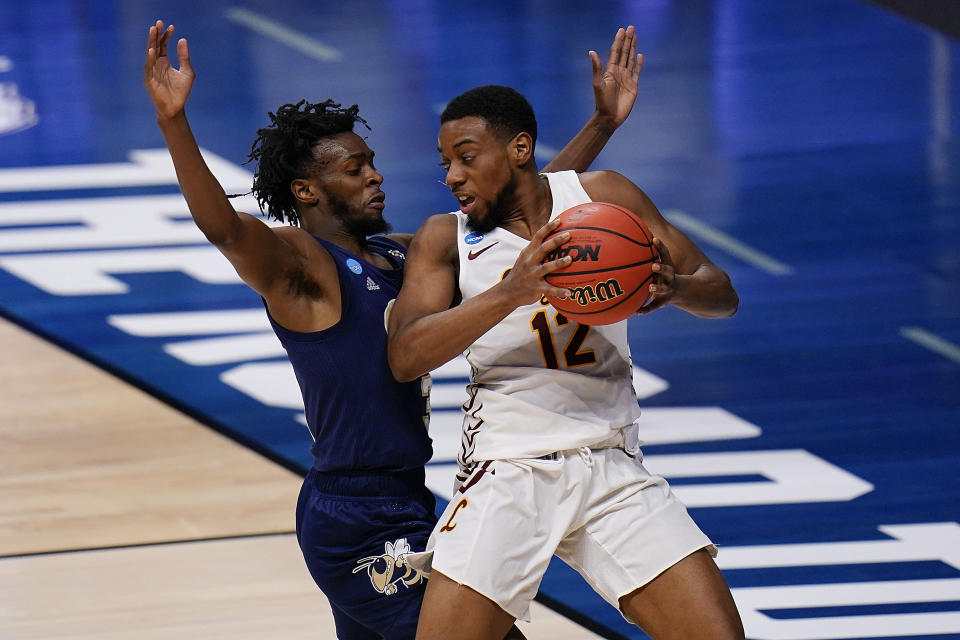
[386,351,405,381]
[387,337,420,383]
[721,288,739,318]
[389,358,420,383]
[689,270,738,318]
[715,275,739,318]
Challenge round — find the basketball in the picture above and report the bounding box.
[543,202,660,325]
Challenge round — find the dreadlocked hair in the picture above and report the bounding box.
[246,99,370,226]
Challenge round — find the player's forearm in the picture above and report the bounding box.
[671,265,739,318]
[156,112,243,246]
[388,284,519,382]
[542,113,618,174]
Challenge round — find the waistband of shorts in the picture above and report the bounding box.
[533,423,642,461]
[535,444,614,459]
[308,467,427,498]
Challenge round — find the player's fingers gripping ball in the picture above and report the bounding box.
[543,202,660,325]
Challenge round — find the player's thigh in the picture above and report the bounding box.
[415,570,517,640]
[296,476,435,639]
[428,457,575,621]
[330,600,383,640]
[556,449,716,608]
[619,548,744,640]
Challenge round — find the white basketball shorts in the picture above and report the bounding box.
[410,447,716,622]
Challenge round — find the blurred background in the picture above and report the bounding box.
[0,2,958,639]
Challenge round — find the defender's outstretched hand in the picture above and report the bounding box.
[589,25,643,129]
[143,20,195,119]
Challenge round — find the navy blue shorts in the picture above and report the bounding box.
[296,468,437,640]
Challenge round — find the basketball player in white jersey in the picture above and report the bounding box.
[387,86,743,640]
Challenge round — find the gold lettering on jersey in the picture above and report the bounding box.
[439,498,468,532]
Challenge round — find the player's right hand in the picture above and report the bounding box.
[590,25,643,130]
[501,220,573,306]
[143,20,195,120]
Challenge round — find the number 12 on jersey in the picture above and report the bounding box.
[530,310,597,369]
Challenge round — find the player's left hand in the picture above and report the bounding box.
[636,237,677,315]
[589,25,644,129]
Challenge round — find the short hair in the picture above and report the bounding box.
[440,85,537,147]
[246,99,369,226]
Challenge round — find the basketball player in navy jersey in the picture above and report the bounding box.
[387,86,742,639]
[144,20,643,640]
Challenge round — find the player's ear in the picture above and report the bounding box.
[511,132,534,167]
[291,178,319,206]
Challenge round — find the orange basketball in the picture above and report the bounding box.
[543,202,660,325]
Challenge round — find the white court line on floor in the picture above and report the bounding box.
[900,326,960,363]
[225,8,342,62]
[663,209,794,275]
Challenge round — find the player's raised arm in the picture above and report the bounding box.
[580,170,739,318]
[543,25,643,173]
[387,216,572,382]
[143,20,298,297]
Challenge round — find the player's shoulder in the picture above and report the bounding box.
[408,213,459,265]
[260,222,347,280]
[579,170,653,204]
[578,169,631,192]
[417,212,459,236]
[383,232,414,249]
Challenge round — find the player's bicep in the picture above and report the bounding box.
[216,212,302,296]
[635,199,714,276]
[582,170,712,275]
[389,215,458,334]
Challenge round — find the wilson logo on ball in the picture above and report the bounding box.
[546,244,601,262]
[569,279,625,306]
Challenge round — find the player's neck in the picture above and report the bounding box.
[303,215,371,258]
[500,173,553,239]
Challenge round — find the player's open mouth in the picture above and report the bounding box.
[367,193,385,210]
[456,194,476,214]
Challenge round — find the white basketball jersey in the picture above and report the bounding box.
[454,171,641,466]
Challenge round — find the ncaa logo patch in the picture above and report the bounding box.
[464,232,484,245]
[346,258,363,274]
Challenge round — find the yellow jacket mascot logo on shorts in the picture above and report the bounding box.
[352,538,425,595]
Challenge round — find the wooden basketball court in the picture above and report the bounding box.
[0,316,598,638]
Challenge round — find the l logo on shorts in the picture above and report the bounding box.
[439,498,468,532]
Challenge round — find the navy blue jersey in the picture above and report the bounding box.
[266,235,432,473]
